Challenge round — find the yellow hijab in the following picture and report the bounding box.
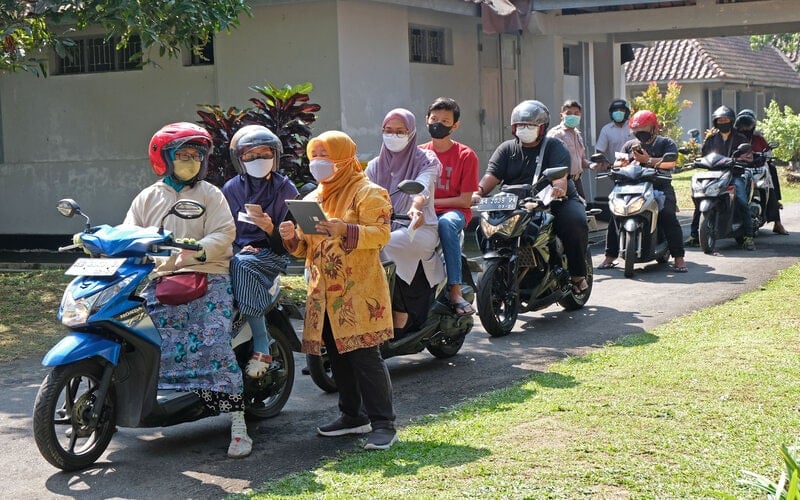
[307,131,368,217]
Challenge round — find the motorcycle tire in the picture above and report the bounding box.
[243,326,296,418]
[306,350,337,393]
[477,258,519,337]
[699,211,717,254]
[624,230,636,279]
[427,333,467,358]
[559,247,593,310]
[33,358,117,471]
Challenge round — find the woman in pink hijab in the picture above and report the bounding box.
[365,108,445,336]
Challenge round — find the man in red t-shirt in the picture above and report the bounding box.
[420,97,479,316]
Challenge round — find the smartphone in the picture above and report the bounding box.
[244,204,264,217]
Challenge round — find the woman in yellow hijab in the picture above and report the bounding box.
[279,130,398,450]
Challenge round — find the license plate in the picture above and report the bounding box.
[65,258,125,276]
[476,194,518,211]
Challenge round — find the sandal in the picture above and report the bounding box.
[571,277,589,295]
[672,265,689,273]
[451,298,476,316]
[597,261,617,270]
[245,352,273,379]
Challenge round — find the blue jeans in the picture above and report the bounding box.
[733,174,753,237]
[437,210,466,286]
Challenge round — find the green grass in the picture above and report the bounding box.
[240,265,800,499]
[0,270,307,363]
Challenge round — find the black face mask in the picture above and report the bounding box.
[428,122,453,139]
[634,130,652,143]
[716,122,732,134]
[738,128,754,139]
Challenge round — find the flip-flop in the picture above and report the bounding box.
[451,298,476,316]
[672,265,689,273]
[597,261,617,269]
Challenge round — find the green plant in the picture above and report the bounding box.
[197,82,320,189]
[758,100,800,164]
[740,444,800,499]
[630,80,692,145]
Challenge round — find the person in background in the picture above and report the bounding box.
[595,99,634,161]
[365,108,445,336]
[124,122,251,458]
[688,105,755,250]
[597,110,688,273]
[547,99,590,200]
[222,125,299,378]
[419,97,479,316]
[734,109,789,235]
[474,99,590,295]
[279,130,398,450]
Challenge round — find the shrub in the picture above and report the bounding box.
[630,80,692,145]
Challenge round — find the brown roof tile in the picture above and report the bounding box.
[625,36,800,88]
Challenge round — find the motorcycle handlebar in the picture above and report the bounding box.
[153,242,203,252]
[58,243,82,252]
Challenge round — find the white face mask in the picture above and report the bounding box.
[243,158,273,178]
[515,126,540,144]
[309,159,335,182]
[383,133,411,152]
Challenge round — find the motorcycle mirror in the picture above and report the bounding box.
[57,198,91,230]
[733,143,752,157]
[768,141,779,150]
[661,152,678,163]
[543,166,569,181]
[395,180,425,195]
[158,200,206,235]
[299,182,317,197]
[589,153,608,163]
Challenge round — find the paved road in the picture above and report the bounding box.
[2,206,800,499]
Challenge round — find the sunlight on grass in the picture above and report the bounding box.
[244,265,800,499]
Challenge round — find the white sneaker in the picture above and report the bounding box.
[227,411,253,458]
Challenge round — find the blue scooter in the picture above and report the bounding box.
[32,198,301,471]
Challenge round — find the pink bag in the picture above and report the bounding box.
[155,272,208,305]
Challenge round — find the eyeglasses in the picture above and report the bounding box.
[382,129,409,137]
[175,151,204,162]
[241,151,274,162]
[515,124,538,130]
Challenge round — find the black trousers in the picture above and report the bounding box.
[392,261,434,332]
[767,163,782,222]
[551,196,589,277]
[322,314,396,430]
[605,184,684,259]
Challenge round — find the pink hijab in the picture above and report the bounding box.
[368,108,438,207]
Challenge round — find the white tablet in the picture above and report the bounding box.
[285,200,328,234]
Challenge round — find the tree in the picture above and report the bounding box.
[630,80,692,144]
[750,33,800,55]
[0,1,251,76]
[758,100,800,164]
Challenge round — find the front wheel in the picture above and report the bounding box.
[477,258,519,337]
[699,211,717,254]
[306,350,337,393]
[243,327,295,419]
[32,359,117,471]
[624,230,636,278]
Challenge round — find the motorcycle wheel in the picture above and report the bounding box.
[624,230,636,278]
[427,333,467,358]
[477,258,519,337]
[306,350,337,393]
[32,358,117,471]
[559,247,593,310]
[244,327,296,418]
[699,212,717,254]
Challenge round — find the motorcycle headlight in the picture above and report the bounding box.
[610,196,644,216]
[60,275,136,327]
[480,214,521,238]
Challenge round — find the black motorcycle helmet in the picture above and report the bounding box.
[608,99,630,122]
[711,105,736,128]
[734,109,757,131]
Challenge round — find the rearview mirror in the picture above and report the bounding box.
[543,166,569,181]
[158,200,206,234]
[661,152,678,163]
[395,180,425,195]
[56,199,80,218]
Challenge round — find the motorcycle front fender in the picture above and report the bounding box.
[42,331,121,367]
[698,199,718,213]
[481,248,515,261]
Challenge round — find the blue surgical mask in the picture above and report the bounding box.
[564,115,581,128]
[611,110,626,123]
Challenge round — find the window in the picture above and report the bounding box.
[56,35,142,75]
[186,37,214,66]
[409,25,451,65]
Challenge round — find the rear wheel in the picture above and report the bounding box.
[33,359,116,471]
[243,327,295,419]
[559,247,593,310]
[427,330,468,358]
[699,211,717,254]
[477,258,519,337]
[623,230,636,278]
[306,349,337,393]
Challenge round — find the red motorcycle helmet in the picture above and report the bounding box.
[148,122,213,178]
[629,110,658,130]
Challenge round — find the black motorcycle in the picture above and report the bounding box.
[474,167,593,337]
[305,180,480,393]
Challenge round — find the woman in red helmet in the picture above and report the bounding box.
[123,122,252,458]
[598,110,688,273]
